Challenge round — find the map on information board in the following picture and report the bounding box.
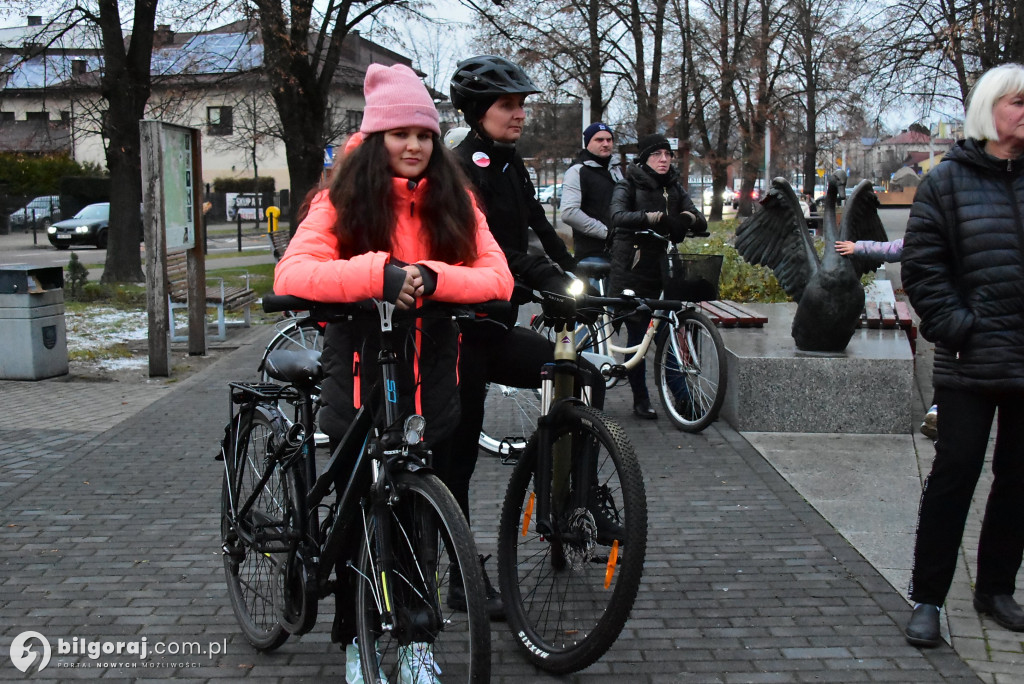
[162,126,195,250]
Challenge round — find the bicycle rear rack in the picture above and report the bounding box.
[229,381,301,404]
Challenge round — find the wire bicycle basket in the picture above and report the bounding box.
[662,253,723,302]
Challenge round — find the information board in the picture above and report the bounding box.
[161,125,196,250]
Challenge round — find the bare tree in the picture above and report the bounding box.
[684,0,751,220]
[465,0,623,122]
[249,0,414,230]
[878,0,1024,115]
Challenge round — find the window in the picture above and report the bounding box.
[25,111,49,121]
[207,106,233,136]
[0,112,13,122]
[345,109,362,135]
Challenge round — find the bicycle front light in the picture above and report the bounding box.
[568,278,586,296]
[403,414,426,445]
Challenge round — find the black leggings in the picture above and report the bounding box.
[441,323,607,524]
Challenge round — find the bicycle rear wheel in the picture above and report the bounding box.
[478,383,542,457]
[221,409,292,651]
[355,471,490,683]
[498,404,647,673]
[654,310,727,432]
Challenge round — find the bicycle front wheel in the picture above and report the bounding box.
[221,410,292,651]
[478,383,542,457]
[355,471,490,683]
[654,310,727,432]
[498,404,647,673]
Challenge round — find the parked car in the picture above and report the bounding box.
[536,183,561,205]
[8,195,61,231]
[702,186,737,206]
[732,187,759,208]
[47,202,110,249]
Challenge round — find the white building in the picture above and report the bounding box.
[1,16,419,194]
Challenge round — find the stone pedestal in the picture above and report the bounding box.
[719,302,913,434]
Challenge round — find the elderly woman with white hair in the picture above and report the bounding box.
[901,63,1024,647]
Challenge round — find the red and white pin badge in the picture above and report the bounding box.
[472,151,491,167]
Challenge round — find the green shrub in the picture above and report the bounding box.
[683,219,789,303]
[65,253,90,298]
[0,152,105,196]
[212,177,276,193]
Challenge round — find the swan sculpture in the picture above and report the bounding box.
[734,171,887,351]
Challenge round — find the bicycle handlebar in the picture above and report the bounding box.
[263,294,510,322]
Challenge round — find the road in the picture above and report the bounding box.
[0,227,274,273]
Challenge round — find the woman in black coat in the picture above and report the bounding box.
[901,63,1024,647]
[609,133,707,418]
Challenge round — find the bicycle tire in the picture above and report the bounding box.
[478,383,542,457]
[221,409,292,651]
[654,309,727,432]
[355,471,491,683]
[497,404,647,673]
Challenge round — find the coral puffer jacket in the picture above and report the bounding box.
[274,180,514,444]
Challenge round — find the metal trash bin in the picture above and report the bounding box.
[0,264,69,379]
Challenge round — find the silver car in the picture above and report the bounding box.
[9,195,61,231]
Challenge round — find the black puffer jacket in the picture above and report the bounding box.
[608,163,707,297]
[454,132,575,289]
[901,138,1024,392]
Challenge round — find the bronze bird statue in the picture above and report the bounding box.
[734,171,887,351]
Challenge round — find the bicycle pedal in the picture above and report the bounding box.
[607,365,629,378]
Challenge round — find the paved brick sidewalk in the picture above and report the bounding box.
[0,326,981,682]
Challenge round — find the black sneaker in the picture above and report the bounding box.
[589,486,625,545]
[448,554,505,621]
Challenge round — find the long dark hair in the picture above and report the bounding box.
[328,132,478,264]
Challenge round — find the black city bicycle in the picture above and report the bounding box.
[220,295,490,683]
[497,289,648,674]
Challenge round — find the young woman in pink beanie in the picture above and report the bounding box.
[274,62,513,679]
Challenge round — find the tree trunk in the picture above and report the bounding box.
[98,0,155,284]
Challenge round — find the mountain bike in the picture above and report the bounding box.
[497,289,647,674]
[220,295,490,682]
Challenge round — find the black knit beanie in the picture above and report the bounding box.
[636,133,671,164]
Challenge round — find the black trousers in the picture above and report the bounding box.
[443,323,606,524]
[908,387,1024,605]
[623,313,652,402]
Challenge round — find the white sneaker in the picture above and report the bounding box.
[920,405,938,439]
[346,638,389,684]
[398,642,441,684]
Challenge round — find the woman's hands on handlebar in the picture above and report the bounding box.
[396,265,424,310]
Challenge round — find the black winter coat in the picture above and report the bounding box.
[608,163,707,297]
[454,132,575,290]
[901,138,1024,392]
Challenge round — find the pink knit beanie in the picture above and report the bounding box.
[360,63,441,136]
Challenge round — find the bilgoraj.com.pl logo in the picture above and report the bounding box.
[8,630,227,673]
[9,632,51,673]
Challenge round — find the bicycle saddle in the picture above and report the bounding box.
[263,349,323,391]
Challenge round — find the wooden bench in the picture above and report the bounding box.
[268,229,290,262]
[860,299,918,353]
[166,251,258,342]
[698,300,768,327]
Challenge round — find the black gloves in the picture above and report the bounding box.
[661,214,691,243]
